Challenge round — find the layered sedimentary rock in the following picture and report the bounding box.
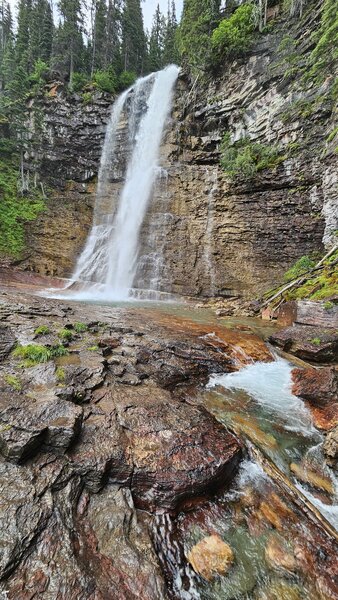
[18,3,338,298]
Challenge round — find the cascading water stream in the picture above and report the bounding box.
[64,65,179,301]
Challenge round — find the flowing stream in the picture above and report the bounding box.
[65,65,179,301]
[152,344,338,600]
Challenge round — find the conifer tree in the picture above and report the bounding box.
[91,0,107,74]
[30,0,53,64]
[148,4,165,71]
[16,0,33,71]
[0,0,14,90]
[178,0,221,68]
[56,0,85,84]
[121,0,147,74]
[104,0,122,70]
[163,0,179,66]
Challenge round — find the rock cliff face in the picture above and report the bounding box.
[150,4,337,298]
[21,2,337,298]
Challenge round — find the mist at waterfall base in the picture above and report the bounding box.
[52,65,179,303]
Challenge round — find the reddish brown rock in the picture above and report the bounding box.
[291,367,338,406]
[269,325,338,363]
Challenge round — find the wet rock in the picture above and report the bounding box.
[265,534,297,574]
[116,386,242,511]
[0,462,52,579]
[323,426,338,461]
[0,392,83,462]
[98,336,121,349]
[0,393,47,462]
[290,462,334,494]
[255,580,302,600]
[0,325,16,362]
[291,367,338,406]
[187,534,234,581]
[269,325,338,362]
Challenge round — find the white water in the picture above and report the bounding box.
[64,65,179,301]
[208,357,316,435]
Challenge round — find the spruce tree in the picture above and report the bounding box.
[148,4,165,72]
[121,0,147,74]
[91,0,107,74]
[56,0,85,84]
[178,0,221,68]
[0,0,14,90]
[163,0,179,66]
[16,0,33,71]
[104,0,122,71]
[30,0,53,65]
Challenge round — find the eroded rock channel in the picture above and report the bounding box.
[0,285,337,599]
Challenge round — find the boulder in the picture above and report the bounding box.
[187,534,234,581]
[323,426,338,460]
[269,325,338,362]
[291,367,338,406]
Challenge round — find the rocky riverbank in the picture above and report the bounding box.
[0,282,271,598]
[0,278,337,598]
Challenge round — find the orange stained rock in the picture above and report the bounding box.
[290,462,334,495]
[187,534,234,581]
[265,533,297,574]
[142,310,273,367]
[305,402,338,431]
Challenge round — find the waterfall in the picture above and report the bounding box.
[68,65,179,301]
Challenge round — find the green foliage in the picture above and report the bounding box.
[284,249,338,301]
[0,158,45,257]
[74,322,87,333]
[284,255,316,282]
[82,91,93,105]
[326,126,338,143]
[307,0,338,80]
[55,367,66,382]
[212,3,255,59]
[93,69,117,93]
[34,325,50,335]
[71,72,90,92]
[122,0,147,74]
[51,344,69,357]
[177,0,221,68]
[220,133,282,179]
[58,328,73,341]
[309,337,321,346]
[12,342,69,367]
[324,301,334,310]
[4,374,22,391]
[118,70,136,90]
[13,343,51,366]
[88,345,99,351]
[29,59,49,85]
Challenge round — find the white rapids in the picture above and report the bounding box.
[207,356,316,435]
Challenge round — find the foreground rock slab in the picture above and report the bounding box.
[0,286,246,598]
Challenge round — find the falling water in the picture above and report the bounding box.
[203,167,218,296]
[67,65,179,301]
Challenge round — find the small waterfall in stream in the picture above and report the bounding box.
[68,65,179,301]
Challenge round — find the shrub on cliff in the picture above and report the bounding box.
[220,133,282,179]
[0,158,45,257]
[93,69,117,93]
[211,3,255,59]
[118,70,137,91]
